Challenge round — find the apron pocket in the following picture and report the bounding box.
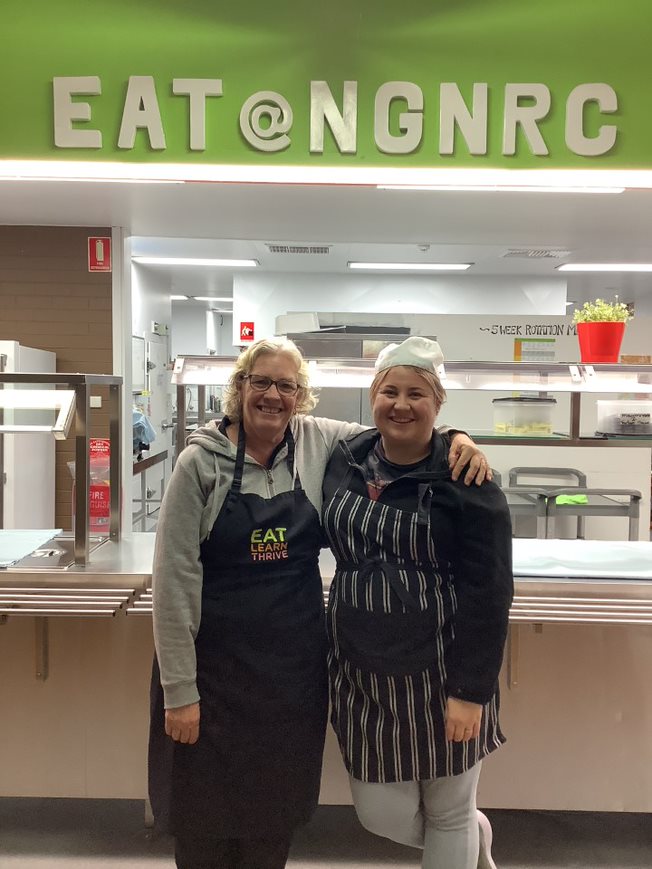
[332,598,439,677]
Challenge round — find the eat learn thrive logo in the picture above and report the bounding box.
[250,527,288,561]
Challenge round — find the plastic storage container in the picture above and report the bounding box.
[596,400,652,436]
[492,397,556,436]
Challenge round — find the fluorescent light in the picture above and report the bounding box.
[2,160,652,188]
[170,294,189,301]
[194,296,234,302]
[133,257,257,267]
[348,261,472,271]
[6,177,184,184]
[558,263,652,272]
[378,184,625,194]
[192,296,233,302]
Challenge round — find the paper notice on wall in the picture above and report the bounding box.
[514,338,556,362]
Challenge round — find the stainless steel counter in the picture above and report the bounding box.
[510,539,652,625]
[1,533,651,624]
[1,533,155,586]
[0,534,155,617]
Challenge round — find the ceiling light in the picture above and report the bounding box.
[170,295,189,301]
[1,160,651,188]
[194,297,235,302]
[348,262,472,271]
[558,263,652,272]
[132,257,258,267]
[193,296,233,302]
[378,184,625,194]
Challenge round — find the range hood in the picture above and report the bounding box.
[286,330,412,361]
[276,311,423,358]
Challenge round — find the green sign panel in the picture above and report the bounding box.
[1,0,651,169]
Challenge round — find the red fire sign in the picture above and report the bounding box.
[240,321,255,342]
[88,236,112,272]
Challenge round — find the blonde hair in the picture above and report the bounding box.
[369,365,447,409]
[222,337,318,421]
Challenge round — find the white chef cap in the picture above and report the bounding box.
[375,336,444,376]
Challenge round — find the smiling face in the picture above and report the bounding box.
[372,366,440,458]
[240,351,300,446]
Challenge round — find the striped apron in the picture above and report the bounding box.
[323,464,505,783]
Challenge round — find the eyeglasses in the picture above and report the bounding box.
[242,374,300,396]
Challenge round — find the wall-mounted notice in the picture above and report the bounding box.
[240,321,254,342]
[514,338,556,362]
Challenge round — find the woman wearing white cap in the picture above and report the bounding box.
[323,336,513,869]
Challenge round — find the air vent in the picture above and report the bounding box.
[266,244,331,255]
[502,248,571,259]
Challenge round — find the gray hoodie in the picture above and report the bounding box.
[152,415,364,708]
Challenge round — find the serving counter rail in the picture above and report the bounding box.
[1,535,651,625]
[0,533,154,594]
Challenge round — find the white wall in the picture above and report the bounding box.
[568,274,652,317]
[171,303,206,356]
[131,265,172,339]
[171,304,239,357]
[233,272,568,344]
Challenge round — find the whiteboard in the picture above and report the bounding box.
[131,335,146,392]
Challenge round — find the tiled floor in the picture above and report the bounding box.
[0,799,650,868]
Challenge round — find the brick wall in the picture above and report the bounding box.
[0,226,113,529]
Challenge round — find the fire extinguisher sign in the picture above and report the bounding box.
[240,322,255,342]
[88,236,112,272]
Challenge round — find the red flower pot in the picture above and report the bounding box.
[576,321,626,363]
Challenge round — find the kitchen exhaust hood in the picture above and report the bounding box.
[276,312,420,359]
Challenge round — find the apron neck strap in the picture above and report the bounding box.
[286,427,301,489]
[232,422,248,493]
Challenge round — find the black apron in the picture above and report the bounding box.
[149,424,328,838]
[324,460,504,783]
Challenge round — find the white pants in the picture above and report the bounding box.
[350,763,482,869]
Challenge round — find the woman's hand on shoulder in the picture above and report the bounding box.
[445,696,483,742]
[165,702,200,744]
[448,433,492,486]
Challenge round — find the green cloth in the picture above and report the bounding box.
[555,494,589,505]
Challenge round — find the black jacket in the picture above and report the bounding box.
[323,428,514,704]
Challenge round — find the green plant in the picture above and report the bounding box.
[572,298,632,324]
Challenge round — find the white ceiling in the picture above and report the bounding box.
[2,179,652,306]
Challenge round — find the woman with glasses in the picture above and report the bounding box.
[149,337,491,869]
